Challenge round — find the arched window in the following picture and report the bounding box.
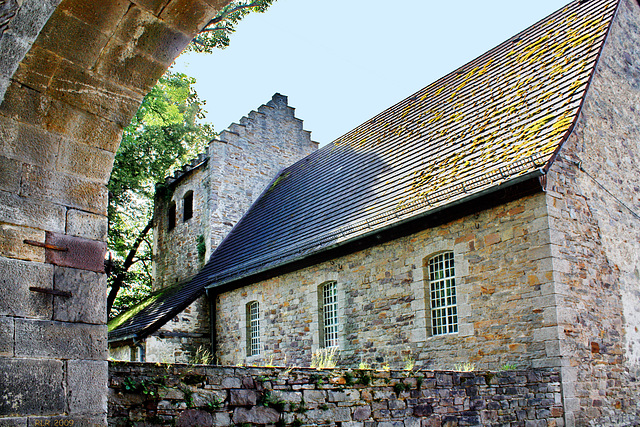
[427,251,458,336]
[246,301,260,356]
[183,191,193,222]
[168,202,176,231]
[318,281,339,348]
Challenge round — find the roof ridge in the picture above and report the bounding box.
[333,0,614,148]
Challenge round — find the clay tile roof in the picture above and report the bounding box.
[109,0,619,343]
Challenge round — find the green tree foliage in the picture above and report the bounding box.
[107,72,215,318]
[186,0,275,53]
[107,0,276,319]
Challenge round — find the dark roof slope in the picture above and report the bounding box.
[109,0,619,343]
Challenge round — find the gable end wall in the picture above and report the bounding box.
[205,94,318,255]
[545,0,640,424]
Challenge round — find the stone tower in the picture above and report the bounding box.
[111,94,318,362]
[153,94,318,290]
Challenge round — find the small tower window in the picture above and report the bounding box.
[168,202,176,231]
[183,191,193,222]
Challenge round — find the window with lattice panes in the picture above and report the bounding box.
[246,301,260,356]
[427,252,458,336]
[319,281,339,348]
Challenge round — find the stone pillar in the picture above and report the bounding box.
[0,0,233,424]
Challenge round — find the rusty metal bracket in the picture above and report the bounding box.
[29,287,72,298]
[23,239,68,252]
[44,232,107,273]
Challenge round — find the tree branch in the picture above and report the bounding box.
[107,217,154,314]
[199,25,230,34]
[202,1,262,30]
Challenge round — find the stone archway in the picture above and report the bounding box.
[0,0,232,424]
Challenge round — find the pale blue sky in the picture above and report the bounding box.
[173,0,570,146]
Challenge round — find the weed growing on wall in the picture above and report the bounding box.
[189,345,213,365]
[358,359,371,370]
[310,347,338,369]
[499,363,517,371]
[197,235,206,264]
[454,362,476,372]
[403,356,416,371]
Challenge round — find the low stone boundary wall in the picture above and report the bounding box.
[109,362,563,426]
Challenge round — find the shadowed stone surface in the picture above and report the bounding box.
[0,417,26,427]
[15,319,107,359]
[232,406,280,424]
[229,389,258,406]
[176,409,213,427]
[66,209,108,241]
[0,358,65,416]
[0,316,14,356]
[53,267,107,324]
[0,190,66,234]
[0,257,53,318]
[67,360,108,415]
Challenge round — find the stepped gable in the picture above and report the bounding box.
[159,93,315,190]
[216,93,315,150]
[108,0,620,343]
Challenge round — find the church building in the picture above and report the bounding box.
[110,0,640,424]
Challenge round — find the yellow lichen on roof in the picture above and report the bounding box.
[389,0,616,206]
[320,0,615,222]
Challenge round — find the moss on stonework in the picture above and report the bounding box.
[197,235,206,263]
[155,182,176,204]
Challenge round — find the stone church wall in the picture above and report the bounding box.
[215,191,558,372]
[144,295,211,364]
[543,0,640,424]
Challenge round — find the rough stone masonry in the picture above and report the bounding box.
[109,362,565,427]
[0,0,234,425]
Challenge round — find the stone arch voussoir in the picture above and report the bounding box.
[0,0,233,424]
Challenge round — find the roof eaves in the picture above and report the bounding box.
[108,334,137,346]
[161,156,209,190]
